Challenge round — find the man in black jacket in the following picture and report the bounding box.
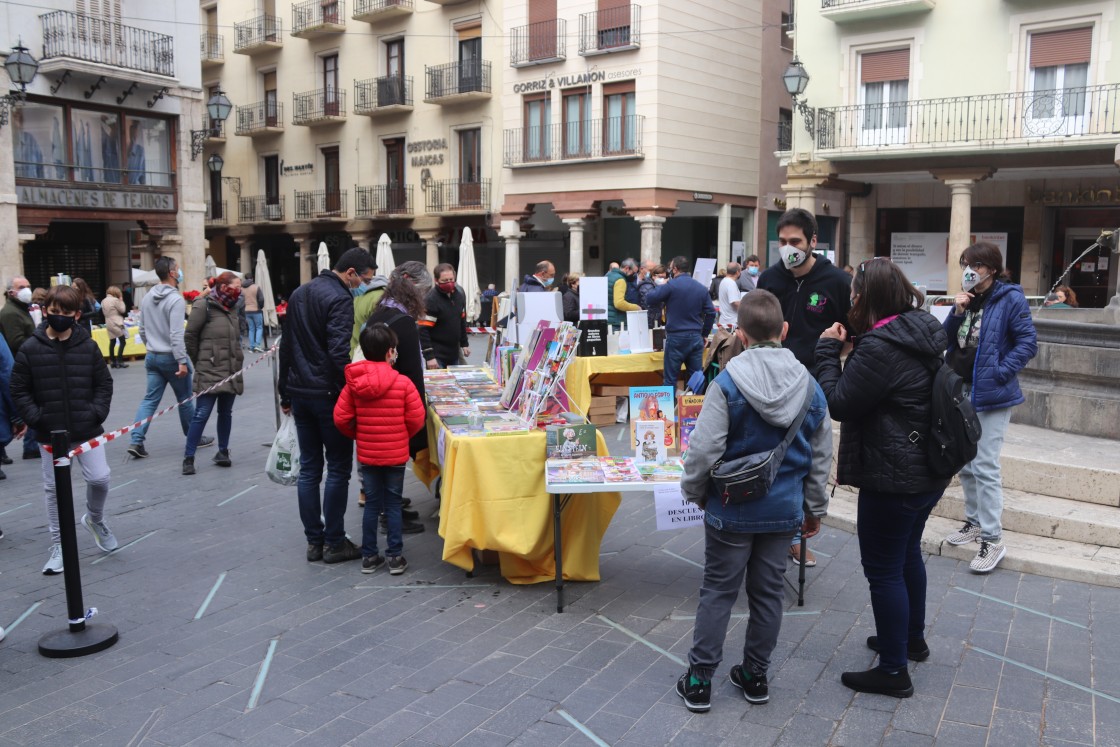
[279,247,375,564]
[421,263,470,368]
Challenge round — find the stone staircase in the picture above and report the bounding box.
[822,422,1120,587]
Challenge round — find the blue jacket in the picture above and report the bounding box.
[0,333,16,445]
[943,281,1037,412]
[644,273,716,337]
[278,270,355,403]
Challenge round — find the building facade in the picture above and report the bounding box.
[784,0,1120,305]
[1,0,207,293]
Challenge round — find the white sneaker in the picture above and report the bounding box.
[970,540,1006,574]
[945,521,982,546]
[82,513,118,552]
[42,543,63,575]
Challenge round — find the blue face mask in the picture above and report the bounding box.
[542,277,554,287]
[747,266,759,277]
[176,269,184,284]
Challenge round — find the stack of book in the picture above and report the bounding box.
[422,367,530,436]
[500,321,582,425]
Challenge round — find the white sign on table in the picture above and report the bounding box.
[654,484,704,530]
[692,258,717,290]
[626,310,652,353]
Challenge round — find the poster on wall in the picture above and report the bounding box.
[890,233,1008,292]
[692,258,717,289]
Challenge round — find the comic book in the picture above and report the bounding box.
[628,386,677,452]
[546,459,606,485]
[637,458,684,482]
[678,394,705,453]
[599,457,644,483]
[545,424,597,459]
[633,420,667,464]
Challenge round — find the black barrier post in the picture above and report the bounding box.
[38,430,119,658]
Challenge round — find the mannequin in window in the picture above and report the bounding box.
[126,121,147,185]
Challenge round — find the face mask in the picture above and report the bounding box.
[654,277,668,286]
[352,278,376,298]
[780,246,808,270]
[47,313,76,333]
[747,266,759,277]
[16,287,33,304]
[542,277,554,287]
[961,267,983,292]
[390,351,398,366]
[438,281,456,294]
[176,269,184,284]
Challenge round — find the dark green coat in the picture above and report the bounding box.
[185,297,245,396]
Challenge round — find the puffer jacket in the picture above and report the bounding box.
[815,309,952,494]
[10,325,113,447]
[943,281,1037,413]
[102,295,128,338]
[278,270,354,403]
[333,360,425,466]
[185,297,244,396]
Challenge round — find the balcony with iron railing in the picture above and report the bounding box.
[292,0,346,38]
[234,14,282,54]
[820,0,935,23]
[39,10,176,79]
[354,75,413,115]
[352,0,413,23]
[425,60,492,103]
[204,117,226,142]
[293,89,347,125]
[206,200,229,226]
[295,190,348,221]
[235,100,284,136]
[503,116,645,167]
[425,178,491,215]
[239,195,285,224]
[777,119,792,152]
[201,32,224,67]
[511,19,566,67]
[813,83,1120,157]
[355,184,413,217]
[579,5,640,56]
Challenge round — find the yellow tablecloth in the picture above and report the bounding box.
[564,352,666,415]
[425,413,621,584]
[91,325,147,358]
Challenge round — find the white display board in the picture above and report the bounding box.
[693,258,717,289]
[515,291,561,345]
[654,485,703,530]
[732,241,746,263]
[626,310,652,353]
[578,276,608,321]
[890,232,1007,292]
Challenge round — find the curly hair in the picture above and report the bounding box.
[377,262,428,320]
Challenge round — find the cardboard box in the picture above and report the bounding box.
[589,412,617,426]
[588,398,617,415]
[591,384,630,397]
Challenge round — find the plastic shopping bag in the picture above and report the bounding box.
[266,414,301,486]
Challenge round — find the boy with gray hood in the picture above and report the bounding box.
[676,289,832,713]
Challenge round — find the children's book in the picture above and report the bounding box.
[628,386,677,452]
[633,420,667,464]
[545,424,597,459]
[638,458,684,482]
[546,459,605,484]
[678,394,705,453]
[600,457,644,483]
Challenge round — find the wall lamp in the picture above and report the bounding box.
[190,89,233,160]
[0,41,40,127]
[782,56,817,140]
[206,153,240,194]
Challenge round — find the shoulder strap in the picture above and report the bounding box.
[774,378,816,458]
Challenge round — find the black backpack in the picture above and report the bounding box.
[892,357,982,478]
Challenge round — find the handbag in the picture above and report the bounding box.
[709,379,815,505]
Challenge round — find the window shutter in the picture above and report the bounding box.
[455,22,482,40]
[529,0,556,25]
[1030,27,1092,68]
[860,48,910,84]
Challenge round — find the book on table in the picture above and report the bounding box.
[545,423,597,459]
[629,386,678,452]
[678,394,705,453]
[633,420,667,464]
[546,458,606,485]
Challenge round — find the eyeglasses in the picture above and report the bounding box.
[858,257,891,273]
[959,261,987,271]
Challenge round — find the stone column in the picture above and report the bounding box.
[562,219,585,275]
[417,230,440,270]
[933,169,994,295]
[296,236,313,285]
[716,203,732,268]
[637,215,666,264]
[780,183,817,212]
[500,220,525,292]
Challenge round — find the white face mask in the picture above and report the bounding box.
[16,287,33,304]
[961,267,983,292]
[780,246,808,270]
[654,277,668,286]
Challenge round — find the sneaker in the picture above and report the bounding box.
[306,544,324,562]
[675,670,711,713]
[361,555,385,574]
[946,521,982,546]
[197,436,215,449]
[970,540,1006,574]
[118,362,129,368]
[182,457,195,476]
[81,513,118,552]
[42,543,63,575]
[0,453,11,465]
[127,444,149,459]
[788,544,817,567]
[866,636,930,662]
[841,667,914,698]
[323,539,362,564]
[212,449,232,467]
[729,664,769,704]
[387,555,408,575]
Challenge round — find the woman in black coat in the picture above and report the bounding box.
[559,273,580,323]
[814,258,950,699]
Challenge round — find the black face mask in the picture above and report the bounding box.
[47,314,76,333]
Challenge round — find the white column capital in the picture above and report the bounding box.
[562,218,586,231]
[636,215,667,228]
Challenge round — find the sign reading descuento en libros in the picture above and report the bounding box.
[16,185,175,212]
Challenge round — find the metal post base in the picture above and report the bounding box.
[38,623,119,658]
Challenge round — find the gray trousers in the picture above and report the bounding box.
[687,521,793,682]
[40,445,110,544]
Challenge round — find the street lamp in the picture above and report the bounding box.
[782,56,817,141]
[0,41,40,127]
[207,152,240,194]
[191,88,234,160]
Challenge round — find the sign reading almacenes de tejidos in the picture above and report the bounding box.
[17,185,175,212]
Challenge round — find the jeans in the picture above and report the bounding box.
[687,522,793,682]
[663,332,704,388]
[130,353,195,445]
[185,392,235,457]
[292,397,353,548]
[246,311,264,351]
[40,444,110,544]
[959,385,1013,542]
[23,428,39,456]
[360,464,405,558]
[856,488,943,672]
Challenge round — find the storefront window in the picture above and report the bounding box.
[71,109,123,184]
[123,115,172,187]
[12,102,66,180]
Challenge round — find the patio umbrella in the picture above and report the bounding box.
[457,227,481,324]
[375,233,395,277]
[204,254,217,279]
[316,241,331,273]
[255,249,278,329]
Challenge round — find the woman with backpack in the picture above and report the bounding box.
[814,257,951,699]
[941,242,1037,573]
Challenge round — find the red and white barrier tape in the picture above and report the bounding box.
[467,327,499,334]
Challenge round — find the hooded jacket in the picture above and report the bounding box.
[815,309,953,494]
[349,275,390,354]
[185,296,245,396]
[278,270,354,403]
[333,360,426,466]
[757,255,852,371]
[518,274,548,293]
[139,283,188,363]
[0,333,18,445]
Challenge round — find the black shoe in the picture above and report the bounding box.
[197,435,216,449]
[866,636,930,662]
[127,444,149,459]
[0,454,11,465]
[401,508,420,521]
[362,555,385,574]
[729,664,769,704]
[182,457,195,475]
[841,667,914,698]
[0,468,5,480]
[381,517,425,535]
[401,497,412,508]
[118,362,129,368]
[110,362,119,369]
[676,670,711,713]
[306,544,324,562]
[212,449,232,467]
[387,555,408,575]
[323,539,362,564]
[22,451,37,460]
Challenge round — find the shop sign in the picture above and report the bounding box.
[1028,186,1120,206]
[409,138,447,167]
[692,193,713,201]
[16,184,174,211]
[281,161,314,176]
[512,68,642,94]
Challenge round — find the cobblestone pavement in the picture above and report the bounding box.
[0,342,1117,746]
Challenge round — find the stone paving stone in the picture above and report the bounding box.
[771,713,837,746]
[934,720,991,746]
[1043,698,1096,743]
[945,684,997,727]
[881,729,935,747]
[890,693,946,736]
[582,709,638,745]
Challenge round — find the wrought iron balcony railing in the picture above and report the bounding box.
[502,116,645,166]
[354,75,413,113]
[353,0,413,21]
[206,200,228,225]
[814,83,1120,152]
[295,190,348,220]
[292,0,345,35]
[355,184,413,216]
[201,33,223,63]
[777,119,792,152]
[40,10,176,77]
[425,60,492,101]
[578,4,640,55]
[511,18,566,66]
[236,100,283,135]
[234,14,282,53]
[293,89,346,124]
[425,178,490,213]
[239,195,285,223]
[204,117,226,140]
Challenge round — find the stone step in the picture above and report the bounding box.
[824,485,1120,589]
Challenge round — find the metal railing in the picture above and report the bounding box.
[204,117,226,139]
[502,116,645,166]
[353,0,413,16]
[206,200,228,224]
[815,83,1120,151]
[234,14,282,51]
[511,18,566,65]
[15,159,177,189]
[425,60,492,100]
[578,4,640,54]
[355,184,413,216]
[236,100,283,134]
[777,118,792,152]
[354,75,413,112]
[293,89,346,123]
[40,10,175,77]
[295,190,348,220]
[239,195,285,223]
[424,178,491,212]
[293,0,344,34]
[201,32,223,62]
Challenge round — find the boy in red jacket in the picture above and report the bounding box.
[334,324,426,574]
